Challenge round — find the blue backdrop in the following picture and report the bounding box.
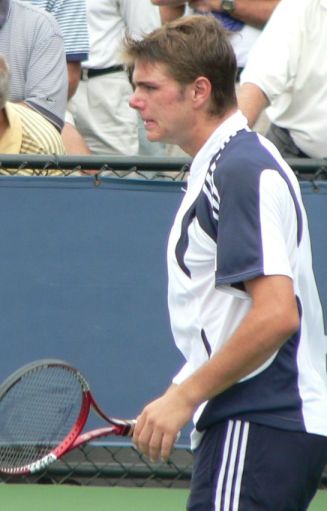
[0,176,325,443]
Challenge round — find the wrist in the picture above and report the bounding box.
[176,380,203,411]
[221,0,235,13]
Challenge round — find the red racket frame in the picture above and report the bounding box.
[0,359,135,475]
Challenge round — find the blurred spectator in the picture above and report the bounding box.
[0,0,68,132]
[21,0,89,100]
[21,0,91,155]
[0,55,65,175]
[152,1,280,71]
[238,0,327,159]
[68,0,162,156]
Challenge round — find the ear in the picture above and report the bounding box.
[191,76,212,108]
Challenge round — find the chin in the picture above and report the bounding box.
[147,133,164,143]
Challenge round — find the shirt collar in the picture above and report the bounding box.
[0,0,10,28]
[190,110,248,179]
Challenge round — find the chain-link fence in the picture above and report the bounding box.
[0,155,326,182]
[0,443,193,488]
[0,155,190,180]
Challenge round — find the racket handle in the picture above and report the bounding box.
[127,419,137,436]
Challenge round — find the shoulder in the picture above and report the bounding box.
[35,0,87,18]
[210,130,297,204]
[214,130,276,183]
[10,0,62,33]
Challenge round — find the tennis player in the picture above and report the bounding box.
[123,15,327,511]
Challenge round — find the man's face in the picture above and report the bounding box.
[129,60,194,147]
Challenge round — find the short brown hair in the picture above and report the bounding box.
[123,15,237,116]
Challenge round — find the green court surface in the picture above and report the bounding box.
[0,485,326,511]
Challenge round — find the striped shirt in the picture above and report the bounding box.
[0,102,65,176]
[22,0,89,62]
[0,0,68,130]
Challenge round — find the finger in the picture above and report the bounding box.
[133,420,157,459]
[148,429,164,463]
[160,431,179,462]
[132,414,144,442]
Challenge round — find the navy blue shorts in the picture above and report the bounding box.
[187,419,327,511]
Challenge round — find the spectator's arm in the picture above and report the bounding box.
[67,61,81,99]
[61,122,91,155]
[237,82,269,128]
[151,0,186,5]
[159,5,186,22]
[204,0,280,28]
[50,0,88,100]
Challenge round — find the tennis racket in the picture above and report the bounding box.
[0,359,136,475]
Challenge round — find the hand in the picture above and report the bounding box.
[133,386,195,462]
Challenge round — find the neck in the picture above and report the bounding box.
[180,107,238,157]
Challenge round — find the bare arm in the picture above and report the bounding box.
[67,62,81,100]
[237,82,269,128]
[151,0,279,27]
[151,0,186,21]
[151,0,186,5]
[152,0,210,12]
[158,5,185,22]
[191,0,280,28]
[61,122,91,155]
[133,274,299,461]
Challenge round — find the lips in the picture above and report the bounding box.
[143,119,156,129]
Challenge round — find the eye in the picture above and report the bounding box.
[143,84,157,91]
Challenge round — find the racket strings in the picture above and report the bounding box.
[0,366,83,471]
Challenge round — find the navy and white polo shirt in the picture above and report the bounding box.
[168,111,327,443]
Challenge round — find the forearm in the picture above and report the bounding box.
[159,5,185,22]
[237,82,269,128]
[151,0,186,6]
[176,277,299,410]
[61,122,91,155]
[209,0,280,28]
[67,62,81,100]
[134,276,299,461]
[178,322,279,410]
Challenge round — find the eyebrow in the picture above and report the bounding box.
[133,79,159,88]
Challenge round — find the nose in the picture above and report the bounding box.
[129,90,144,111]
